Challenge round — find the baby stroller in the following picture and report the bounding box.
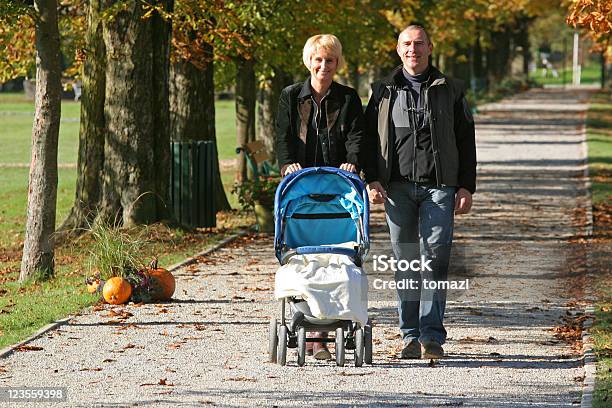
[269,167,373,367]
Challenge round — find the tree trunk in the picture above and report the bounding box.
[487,27,511,83]
[235,56,256,182]
[59,0,106,235]
[346,63,360,94]
[601,50,606,89]
[20,0,61,282]
[170,45,231,211]
[98,0,171,226]
[472,34,486,91]
[519,22,530,78]
[257,67,291,166]
[151,0,172,220]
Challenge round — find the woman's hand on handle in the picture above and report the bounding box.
[339,163,357,173]
[281,163,303,177]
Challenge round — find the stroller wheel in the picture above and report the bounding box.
[277,325,288,366]
[364,323,373,365]
[354,327,364,367]
[335,327,345,367]
[268,318,278,363]
[297,327,306,367]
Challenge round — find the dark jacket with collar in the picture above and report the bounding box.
[363,65,477,193]
[276,79,365,174]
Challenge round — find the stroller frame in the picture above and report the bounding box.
[268,167,373,367]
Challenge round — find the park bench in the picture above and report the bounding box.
[236,140,279,178]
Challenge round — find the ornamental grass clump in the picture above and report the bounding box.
[86,221,145,281]
[85,221,153,303]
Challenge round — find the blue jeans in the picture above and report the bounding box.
[384,181,456,345]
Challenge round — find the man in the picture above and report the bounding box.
[363,25,476,359]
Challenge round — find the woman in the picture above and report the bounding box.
[276,34,366,360]
[276,34,365,177]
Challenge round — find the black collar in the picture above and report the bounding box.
[298,78,339,101]
[383,65,444,87]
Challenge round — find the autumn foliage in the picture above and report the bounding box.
[566,0,611,60]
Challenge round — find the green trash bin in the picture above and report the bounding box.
[170,141,217,228]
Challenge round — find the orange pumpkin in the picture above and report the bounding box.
[103,277,132,305]
[147,259,175,301]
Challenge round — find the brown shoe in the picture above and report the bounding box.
[421,340,444,359]
[400,340,421,359]
[312,332,331,360]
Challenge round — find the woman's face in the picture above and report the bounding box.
[309,49,338,83]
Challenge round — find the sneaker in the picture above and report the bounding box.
[421,340,444,359]
[400,340,421,359]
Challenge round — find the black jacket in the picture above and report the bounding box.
[364,66,477,193]
[276,79,366,174]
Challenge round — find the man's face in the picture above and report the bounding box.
[397,28,432,75]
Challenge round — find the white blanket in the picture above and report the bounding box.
[274,253,368,326]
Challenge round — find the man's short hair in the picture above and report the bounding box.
[302,34,346,70]
[399,24,432,45]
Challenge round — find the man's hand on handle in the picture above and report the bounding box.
[367,181,387,204]
[454,187,472,214]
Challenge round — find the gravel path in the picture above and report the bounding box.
[0,88,594,407]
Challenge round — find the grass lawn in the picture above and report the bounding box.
[0,93,251,349]
[586,90,612,408]
[531,63,602,86]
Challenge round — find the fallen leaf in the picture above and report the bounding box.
[338,371,374,376]
[140,378,175,387]
[158,378,174,386]
[108,309,133,319]
[15,345,43,352]
[242,286,271,292]
[168,342,183,349]
[224,376,256,382]
[102,319,123,325]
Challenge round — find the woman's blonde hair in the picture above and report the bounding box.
[302,34,345,70]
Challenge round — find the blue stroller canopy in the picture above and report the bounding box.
[273,167,369,264]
